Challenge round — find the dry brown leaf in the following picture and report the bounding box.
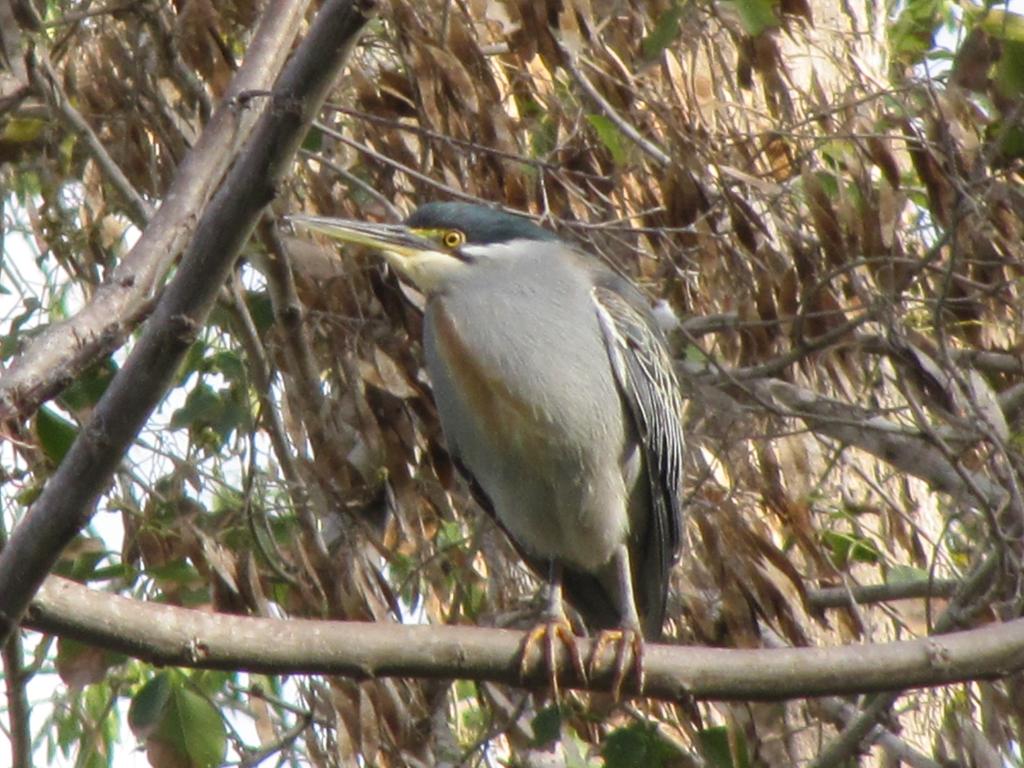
[424,44,480,115]
[802,166,845,268]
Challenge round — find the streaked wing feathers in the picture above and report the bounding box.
[593,284,685,635]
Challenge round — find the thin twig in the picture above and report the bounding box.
[324,102,611,181]
[27,48,152,225]
[806,578,960,611]
[298,147,403,219]
[228,276,304,589]
[142,3,213,123]
[239,712,312,768]
[761,629,942,768]
[41,1,141,28]
[2,633,31,768]
[557,41,672,167]
[313,120,487,204]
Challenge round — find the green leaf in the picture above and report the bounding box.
[642,3,685,59]
[179,340,208,384]
[531,705,563,748]
[191,669,234,698]
[995,122,1024,160]
[244,290,275,334]
[207,351,245,381]
[74,735,110,768]
[602,722,681,768]
[166,685,227,767]
[732,0,778,36]
[88,562,136,582]
[586,114,627,166]
[886,564,928,583]
[146,560,203,585]
[517,94,545,119]
[698,725,751,768]
[2,298,41,360]
[2,117,46,143]
[684,344,709,364]
[12,169,41,203]
[129,673,227,768]
[59,133,77,174]
[129,673,173,740]
[462,580,486,619]
[977,9,1024,44]
[888,0,947,64]
[59,359,118,412]
[35,406,78,464]
[302,124,323,152]
[170,383,222,430]
[436,519,465,549]
[530,115,558,157]
[822,530,881,568]
[14,482,43,507]
[170,377,251,447]
[53,535,107,581]
[994,39,1024,100]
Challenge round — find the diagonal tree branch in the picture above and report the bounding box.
[0,0,308,424]
[23,576,1024,702]
[0,0,378,644]
[751,378,1008,510]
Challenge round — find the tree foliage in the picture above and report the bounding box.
[1,0,1023,766]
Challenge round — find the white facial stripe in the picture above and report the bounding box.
[460,238,539,261]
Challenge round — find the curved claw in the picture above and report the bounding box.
[588,628,645,700]
[518,618,587,700]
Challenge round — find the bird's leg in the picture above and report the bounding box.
[518,561,587,699]
[589,546,645,699]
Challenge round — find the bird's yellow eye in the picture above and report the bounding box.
[442,230,465,248]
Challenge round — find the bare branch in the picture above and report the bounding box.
[2,633,30,768]
[753,379,1008,511]
[557,42,672,167]
[816,697,943,768]
[313,121,486,204]
[0,0,377,644]
[142,4,213,123]
[0,0,307,422]
[806,579,960,610]
[253,219,332,564]
[810,694,904,768]
[23,576,1024,703]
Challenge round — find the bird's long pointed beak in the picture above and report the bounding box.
[287,214,438,258]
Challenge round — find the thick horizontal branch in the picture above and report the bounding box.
[25,577,1024,703]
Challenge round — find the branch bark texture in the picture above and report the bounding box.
[25,577,1024,703]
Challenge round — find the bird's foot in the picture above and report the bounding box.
[588,627,645,700]
[518,616,587,700]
